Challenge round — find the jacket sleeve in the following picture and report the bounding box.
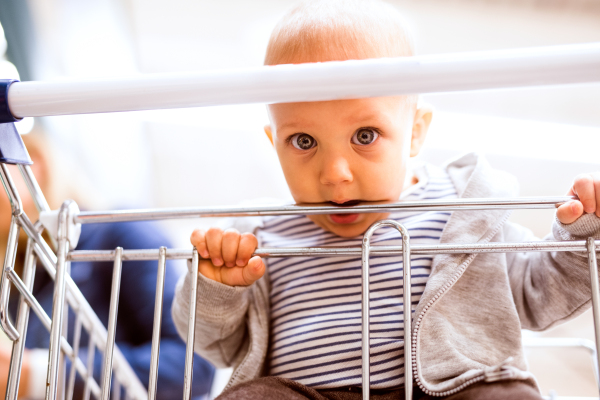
[171,214,267,369]
[171,263,255,368]
[505,213,600,331]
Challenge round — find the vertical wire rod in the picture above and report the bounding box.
[82,336,96,400]
[148,247,167,400]
[46,202,71,400]
[65,313,83,400]
[112,378,121,400]
[0,164,24,340]
[587,237,600,393]
[17,211,147,399]
[0,218,21,340]
[6,239,37,400]
[58,260,73,400]
[101,247,123,400]
[361,220,412,400]
[183,249,199,400]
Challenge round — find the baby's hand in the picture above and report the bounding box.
[556,172,600,224]
[190,228,265,287]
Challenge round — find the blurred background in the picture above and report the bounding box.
[0,0,599,397]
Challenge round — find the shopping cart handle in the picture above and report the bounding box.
[0,79,20,124]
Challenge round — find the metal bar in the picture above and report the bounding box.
[0,217,20,340]
[401,227,412,400]
[6,269,99,394]
[74,196,574,224]
[100,247,123,400]
[522,335,600,382]
[17,163,58,250]
[587,237,600,395]
[46,202,71,400]
[27,243,147,400]
[361,227,373,397]
[18,212,58,268]
[67,239,600,262]
[15,209,146,399]
[361,220,411,400]
[0,163,23,215]
[6,43,600,118]
[0,163,24,341]
[65,313,83,400]
[82,335,96,400]
[18,164,51,212]
[6,239,37,400]
[148,247,167,400]
[522,337,597,353]
[8,268,52,331]
[58,259,73,400]
[112,379,122,400]
[183,249,199,400]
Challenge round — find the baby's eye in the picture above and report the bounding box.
[352,128,379,145]
[291,133,316,150]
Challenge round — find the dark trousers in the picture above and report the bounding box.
[216,376,543,400]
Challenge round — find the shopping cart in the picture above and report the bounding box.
[0,42,599,400]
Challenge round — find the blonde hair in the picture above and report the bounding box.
[264,0,415,66]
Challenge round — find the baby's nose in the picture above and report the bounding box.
[319,155,353,185]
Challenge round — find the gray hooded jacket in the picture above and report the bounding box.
[172,153,600,396]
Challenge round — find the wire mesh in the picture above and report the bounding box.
[0,146,597,400]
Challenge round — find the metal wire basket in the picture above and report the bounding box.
[0,42,598,400]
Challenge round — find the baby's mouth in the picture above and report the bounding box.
[328,200,361,224]
[329,199,361,207]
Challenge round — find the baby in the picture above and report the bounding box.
[172,0,600,399]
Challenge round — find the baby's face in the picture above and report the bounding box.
[268,96,419,237]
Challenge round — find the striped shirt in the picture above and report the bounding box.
[258,164,457,389]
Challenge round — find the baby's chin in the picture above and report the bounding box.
[308,213,391,238]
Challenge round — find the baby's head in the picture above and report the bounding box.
[264,0,432,237]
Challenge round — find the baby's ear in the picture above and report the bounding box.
[264,125,274,146]
[410,104,433,157]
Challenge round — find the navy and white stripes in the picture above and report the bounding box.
[259,165,457,389]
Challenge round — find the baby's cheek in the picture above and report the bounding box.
[361,167,405,201]
[288,179,320,204]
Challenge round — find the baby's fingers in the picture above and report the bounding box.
[222,229,241,267]
[556,200,584,225]
[242,256,265,286]
[593,172,600,217]
[572,173,598,215]
[206,227,224,267]
[190,229,209,258]
[237,233,258,267]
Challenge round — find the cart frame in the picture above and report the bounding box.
[0,42,598,400]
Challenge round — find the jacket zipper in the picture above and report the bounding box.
[411,212,512,396]
[224,350,252,391]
